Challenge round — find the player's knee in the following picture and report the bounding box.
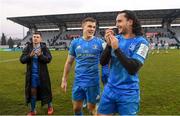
[73,106,82,113]
[87,104,96,113]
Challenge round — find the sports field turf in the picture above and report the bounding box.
[0,50,180,115]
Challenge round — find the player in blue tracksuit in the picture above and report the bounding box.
[61,17,105,115]
[98,10,149,115]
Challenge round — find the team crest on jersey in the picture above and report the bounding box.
[93,44,98,49]
[137,44,149,58]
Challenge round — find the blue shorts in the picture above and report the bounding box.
[98,85,140,115]
[72,85,100,104]
[31,74,40,88]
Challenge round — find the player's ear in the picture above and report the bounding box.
[128,19,133,26]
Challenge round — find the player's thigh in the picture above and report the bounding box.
[86,85,100,104]
[97,90,116,115]
[72,86,86,101]
[117,102,139,115]
[117,90,140,115]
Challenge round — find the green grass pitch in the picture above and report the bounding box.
[0,50,180,115]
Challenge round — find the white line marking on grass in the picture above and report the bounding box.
[0,58,19,63]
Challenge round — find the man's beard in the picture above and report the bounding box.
[120,31,126,35]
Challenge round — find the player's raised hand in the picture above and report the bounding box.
[37,49,42,56]
[105,29,114,46]
[110,35,119,49]
[61,78,67,93]
[30,50,35,57]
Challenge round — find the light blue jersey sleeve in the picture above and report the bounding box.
[132,38,149,64]
[68,39,76,57]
